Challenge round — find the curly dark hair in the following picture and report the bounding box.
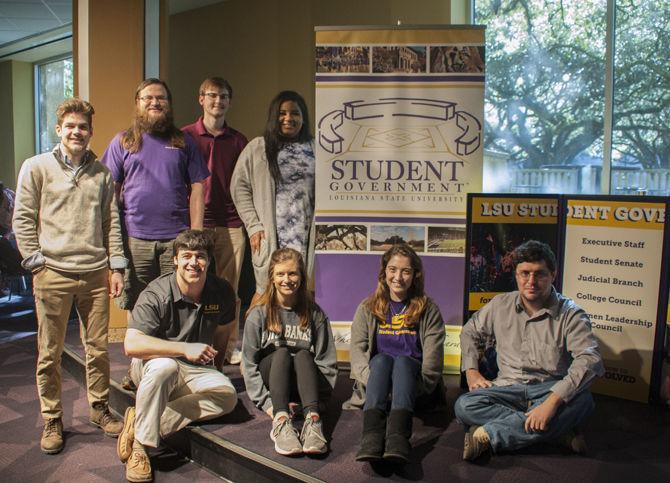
[173,229,215,260]
[263,90,312,184]
[512,240,556,273]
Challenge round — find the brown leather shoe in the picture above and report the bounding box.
[117,406,135,463]
[41,418,64,454]
[90,403,123,437]
[125,446,152,482]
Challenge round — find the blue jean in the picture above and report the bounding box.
[454,380,595,453]
[364,353,421,411]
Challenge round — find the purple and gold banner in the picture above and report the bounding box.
[314,26,485,363]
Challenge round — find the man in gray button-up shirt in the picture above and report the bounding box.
[455,240,604,461]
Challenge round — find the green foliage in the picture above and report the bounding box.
[478,0,669,170]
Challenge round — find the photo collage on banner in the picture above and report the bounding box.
[465,194,560,320]
[561,196,670,403]
[314,26,486,369]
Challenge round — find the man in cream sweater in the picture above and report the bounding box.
[13,98,127,454]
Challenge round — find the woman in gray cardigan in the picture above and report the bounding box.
[231,91,316,297]
[345,244,445,464]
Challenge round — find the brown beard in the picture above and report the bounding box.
[134,107,175,136]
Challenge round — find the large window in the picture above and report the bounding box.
[35,56,74,154]
[476,1,670,195]
[611,2,670,195]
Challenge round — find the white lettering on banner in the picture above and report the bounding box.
[568,205,611,220]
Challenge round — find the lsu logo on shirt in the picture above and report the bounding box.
[204,304,220,314]
[379,314,409,330]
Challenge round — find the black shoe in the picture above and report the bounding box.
[356,408,386,462]
[383,409,412,464]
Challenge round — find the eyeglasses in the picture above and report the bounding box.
[202,92,230,100]
[516,270,551,281]
[138,95,168,104]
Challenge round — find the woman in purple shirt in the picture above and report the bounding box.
[347,244,445,464]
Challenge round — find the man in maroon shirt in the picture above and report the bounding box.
[182,77,248,364]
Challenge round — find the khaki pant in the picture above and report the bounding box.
[211,226,245,359]
[130,357,237,448]
[33,267,110,419]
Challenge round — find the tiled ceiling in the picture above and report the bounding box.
[0,0,225,49]
[0,0,71,46]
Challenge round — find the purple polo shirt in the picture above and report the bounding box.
[100,132,209,239]
[182,118,248,228]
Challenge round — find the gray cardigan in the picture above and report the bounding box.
[344,298,445,409]
[241,304,338,412]
[230,136,315,293]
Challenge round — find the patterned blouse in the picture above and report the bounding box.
[275,141,315,260]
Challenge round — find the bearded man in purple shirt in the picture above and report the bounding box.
[101,78,210,310]
[182,77,248,365]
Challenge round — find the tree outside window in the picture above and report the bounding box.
[36,56,74,154]
[476,0,670,195]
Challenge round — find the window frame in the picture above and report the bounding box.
[472,0,635,195]
[34,53,74,154]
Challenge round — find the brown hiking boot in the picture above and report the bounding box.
[41,418,64,454]
[125,446,152,482]
[117,406,136,463]
[90,403,123,437]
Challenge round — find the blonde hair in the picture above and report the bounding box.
[253,248,313,334]
[365,244,427,327]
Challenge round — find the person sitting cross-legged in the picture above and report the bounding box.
[455,240,604,462]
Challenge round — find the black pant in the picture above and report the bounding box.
[259,347,331,415]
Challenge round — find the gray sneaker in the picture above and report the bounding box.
[270,414,302,456]
[300,415,327,454]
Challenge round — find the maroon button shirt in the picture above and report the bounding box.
[182,117,248,228]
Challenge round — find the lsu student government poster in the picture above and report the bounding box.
[465,194,560,319]
[561,197,669,402]
[313,26,485,363]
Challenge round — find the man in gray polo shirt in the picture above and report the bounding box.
[456,240,604,461]
[116,229,237,482]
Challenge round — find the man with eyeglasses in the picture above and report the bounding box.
[456,240,604,461]
[101,78,209,313]
[13,98,127,454]
[117,229,237,482]
[182,77,248,365]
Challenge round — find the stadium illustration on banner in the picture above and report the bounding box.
[317,97,481,158]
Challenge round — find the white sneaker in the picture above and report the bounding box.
[300,415,327,454]
[228,349,242,365]
[271,413,303,456]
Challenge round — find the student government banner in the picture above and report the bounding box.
[560,197,670,402]
[313,26,485,362]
